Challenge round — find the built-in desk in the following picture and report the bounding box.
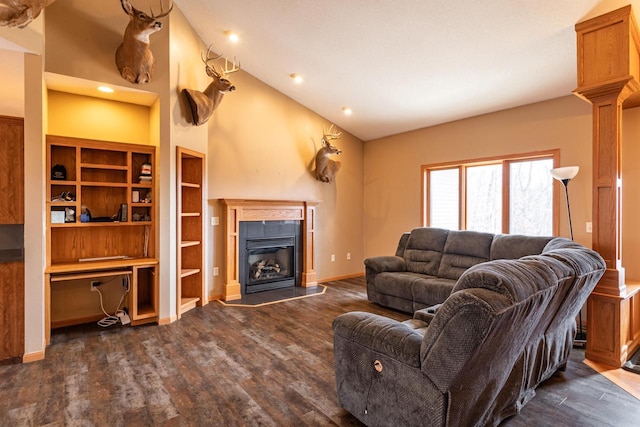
[45,257,159,344]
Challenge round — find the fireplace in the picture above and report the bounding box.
[221,199,318,301]
[239,220,302,294]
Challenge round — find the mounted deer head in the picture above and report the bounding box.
[315,125,343,183]
[115,0,173,84]
[0,0,56,28]
[182,45,240,126]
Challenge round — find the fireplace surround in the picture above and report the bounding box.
[221,199,318,301]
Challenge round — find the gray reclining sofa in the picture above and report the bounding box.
[334,230,605,426]
[365,227,557,313]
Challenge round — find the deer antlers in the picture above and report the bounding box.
[202,45,240,79]
[322,124,343,144]
[148,0,173,19]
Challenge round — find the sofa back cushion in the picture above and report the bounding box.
[437,230,493,280]
[403,227,449,276]
[395,232,411,257]
[490,234,553,261]
[420,258,563,426]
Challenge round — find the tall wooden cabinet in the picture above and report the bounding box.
[0,116,25,363]
[45,135,158,338]
[176,147,206,318]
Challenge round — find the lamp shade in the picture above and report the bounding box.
[550,166,579,181]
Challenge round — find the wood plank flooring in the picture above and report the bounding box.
[1,277,639,426]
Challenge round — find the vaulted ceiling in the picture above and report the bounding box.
[175,0,639,140]
[2,1,638,140]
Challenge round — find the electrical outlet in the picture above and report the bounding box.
[211,216,219,226]
[90,281,101,291]
[347,252,351,260]
[213,267,219,276]
[331,254,336,262]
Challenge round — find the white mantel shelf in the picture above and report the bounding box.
[220,199,319,301]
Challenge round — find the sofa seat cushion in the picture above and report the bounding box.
[437,230,494,280]
[412,277,457,306]
[374,272,435,299]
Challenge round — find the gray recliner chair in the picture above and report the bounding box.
[333,239,605,427]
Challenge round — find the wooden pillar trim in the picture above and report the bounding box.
[575,5,640,366]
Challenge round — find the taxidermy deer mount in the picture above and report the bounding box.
[115,0,173,84]
[315,125,343,183]
[182,45,240,126]
[0,0,55,28]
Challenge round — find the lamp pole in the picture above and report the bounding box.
[560,178,574,240]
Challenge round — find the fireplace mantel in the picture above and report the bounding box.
[221,199,319,301]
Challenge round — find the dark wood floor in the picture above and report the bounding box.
[1,277,639,426]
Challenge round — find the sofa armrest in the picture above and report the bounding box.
[364,255,407,273]
[413,304,442,325]
[333,311,422,368]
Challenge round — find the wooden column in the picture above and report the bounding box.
[575,6,640,367]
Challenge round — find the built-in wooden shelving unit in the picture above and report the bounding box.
[177,146,206,318]
[44,135,158,341]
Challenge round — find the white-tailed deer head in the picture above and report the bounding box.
[115,0,173,84]
[182,45,240,126]
[315,125,343,183]
[0,0,55,28]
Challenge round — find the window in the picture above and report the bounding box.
[422,151,558,236]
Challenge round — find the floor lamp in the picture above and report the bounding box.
[550,166,585,346]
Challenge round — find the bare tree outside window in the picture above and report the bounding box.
[466,164,502,233]
[510,159,553,235]
[423,151,558,235]
[429,168,459,230]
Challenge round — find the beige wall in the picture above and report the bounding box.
[364,95,640,280]
[0,49,24,117]
[47,91,151,144]
[206,66,365,293]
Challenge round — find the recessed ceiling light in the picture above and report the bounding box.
[97,86,114,93]
[342,107,352,116]
[290,73,303,84]
[224,30,239,43]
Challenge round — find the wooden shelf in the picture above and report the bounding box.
[180,297,200,313]
[81,181,129,188]
[46,135,159,336]
[180,268,200,278]
[81,163,128,171]
[181,182,200,188]
[49,201,77,207]
[177,146,206,320]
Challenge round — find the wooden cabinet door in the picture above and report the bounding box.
[0,116,25,363]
